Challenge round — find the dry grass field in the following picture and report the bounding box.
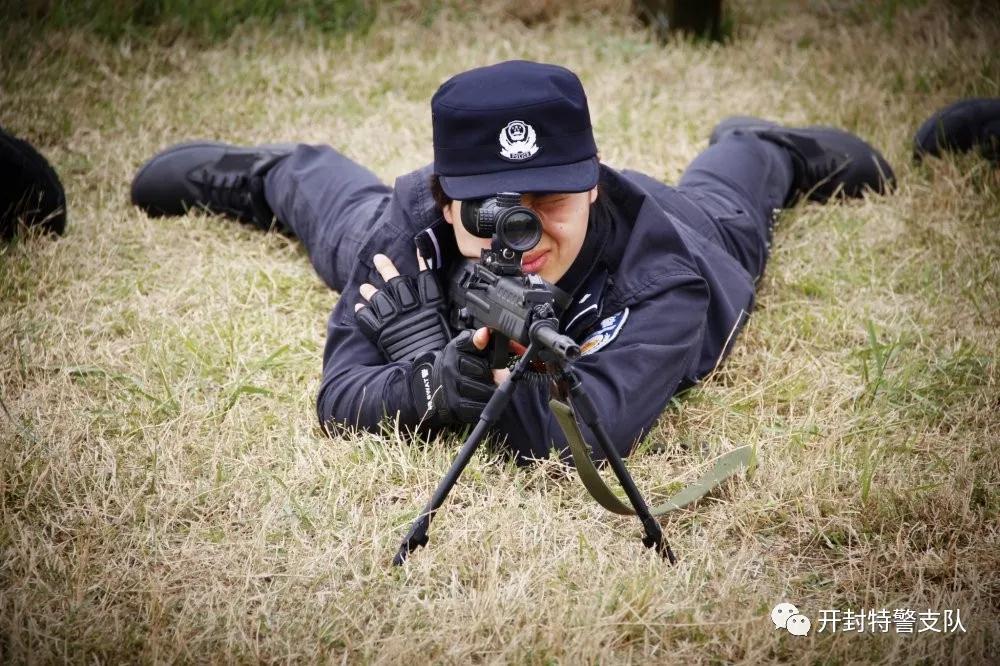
[2,0,998,662]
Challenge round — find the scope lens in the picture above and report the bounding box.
[496,207,542,252]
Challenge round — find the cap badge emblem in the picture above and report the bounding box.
[498,120,540,162]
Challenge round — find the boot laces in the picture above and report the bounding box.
[199,169,252,212]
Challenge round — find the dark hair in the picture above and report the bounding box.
[430,174,453,211]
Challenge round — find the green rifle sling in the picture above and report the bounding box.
[549,399,753,516]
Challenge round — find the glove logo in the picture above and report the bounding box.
[579,307,629,355]
[420,366,433,410]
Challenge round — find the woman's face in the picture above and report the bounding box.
[442,187,597,284]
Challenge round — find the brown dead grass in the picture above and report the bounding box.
[2,0,999,663]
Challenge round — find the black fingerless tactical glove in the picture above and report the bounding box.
[409,330,496,426]
[356,271,451,362]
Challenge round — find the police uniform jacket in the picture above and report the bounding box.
[317,162,756,462]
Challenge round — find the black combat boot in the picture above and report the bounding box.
[130,142,294,230]
[709,116,895,204]
[1,127,66,240]
[913,98,1000,164]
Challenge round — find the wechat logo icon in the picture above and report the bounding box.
[771,602,811,636]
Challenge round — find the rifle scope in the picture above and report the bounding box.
[460,192,542,253]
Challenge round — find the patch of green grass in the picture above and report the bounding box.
[5,0,379,41]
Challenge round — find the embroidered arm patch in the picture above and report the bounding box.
[579,307,630,355]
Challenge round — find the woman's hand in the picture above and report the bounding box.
[353,252,451,362]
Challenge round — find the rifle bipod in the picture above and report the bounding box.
[392,340,676,566]
[555,367,676,564]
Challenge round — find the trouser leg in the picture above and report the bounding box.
[676,133,794,280]
[263,145,391,292]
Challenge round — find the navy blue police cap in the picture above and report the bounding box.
[432,60,599,200]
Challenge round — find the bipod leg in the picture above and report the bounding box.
[393,344,541,566]
[392,416,492,566]
[560,367,677,564]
